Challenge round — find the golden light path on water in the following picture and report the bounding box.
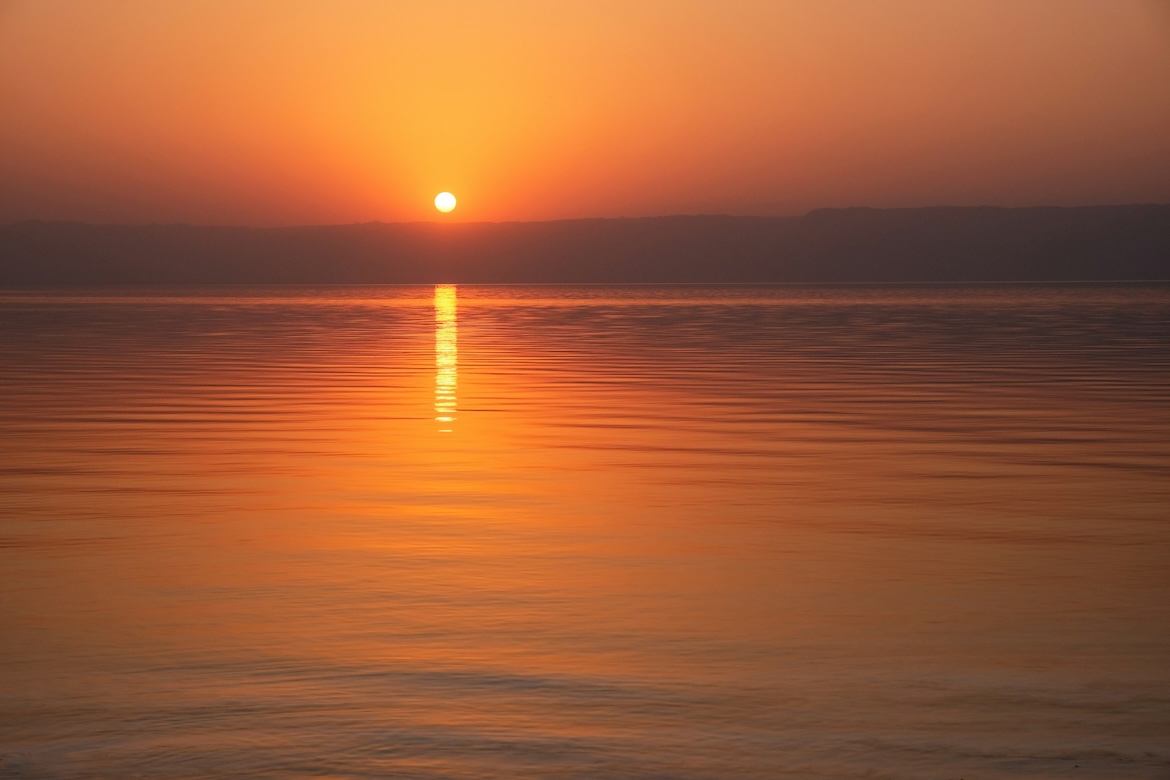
[1,285,1169,779]
[434,285,457,432]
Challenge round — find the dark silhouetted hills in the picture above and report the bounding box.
[1,205,1167,285]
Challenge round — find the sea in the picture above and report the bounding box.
[2,284,1168,780]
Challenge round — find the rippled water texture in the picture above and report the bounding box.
[2,284,1169,779]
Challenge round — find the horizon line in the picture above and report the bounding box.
[5,202,1169,231]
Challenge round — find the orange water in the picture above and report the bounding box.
[2,284,1168,779]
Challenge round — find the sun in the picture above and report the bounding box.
[434,192,456,213]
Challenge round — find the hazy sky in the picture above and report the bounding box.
[2,0,1169,225]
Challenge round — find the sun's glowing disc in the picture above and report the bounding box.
[434,192,456,213]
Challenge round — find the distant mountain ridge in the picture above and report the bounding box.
[2,205,1168,285]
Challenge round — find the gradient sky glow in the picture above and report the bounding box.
[2,0,1169,225]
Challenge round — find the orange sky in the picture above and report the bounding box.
[2,0,1169,225]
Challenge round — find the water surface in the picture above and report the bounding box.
[2,284,1169,779]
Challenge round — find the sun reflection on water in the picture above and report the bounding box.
[434,285,457,432]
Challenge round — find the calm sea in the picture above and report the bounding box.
[2,284,1168,780]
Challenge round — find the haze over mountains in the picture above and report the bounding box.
[2,205,1167,286]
